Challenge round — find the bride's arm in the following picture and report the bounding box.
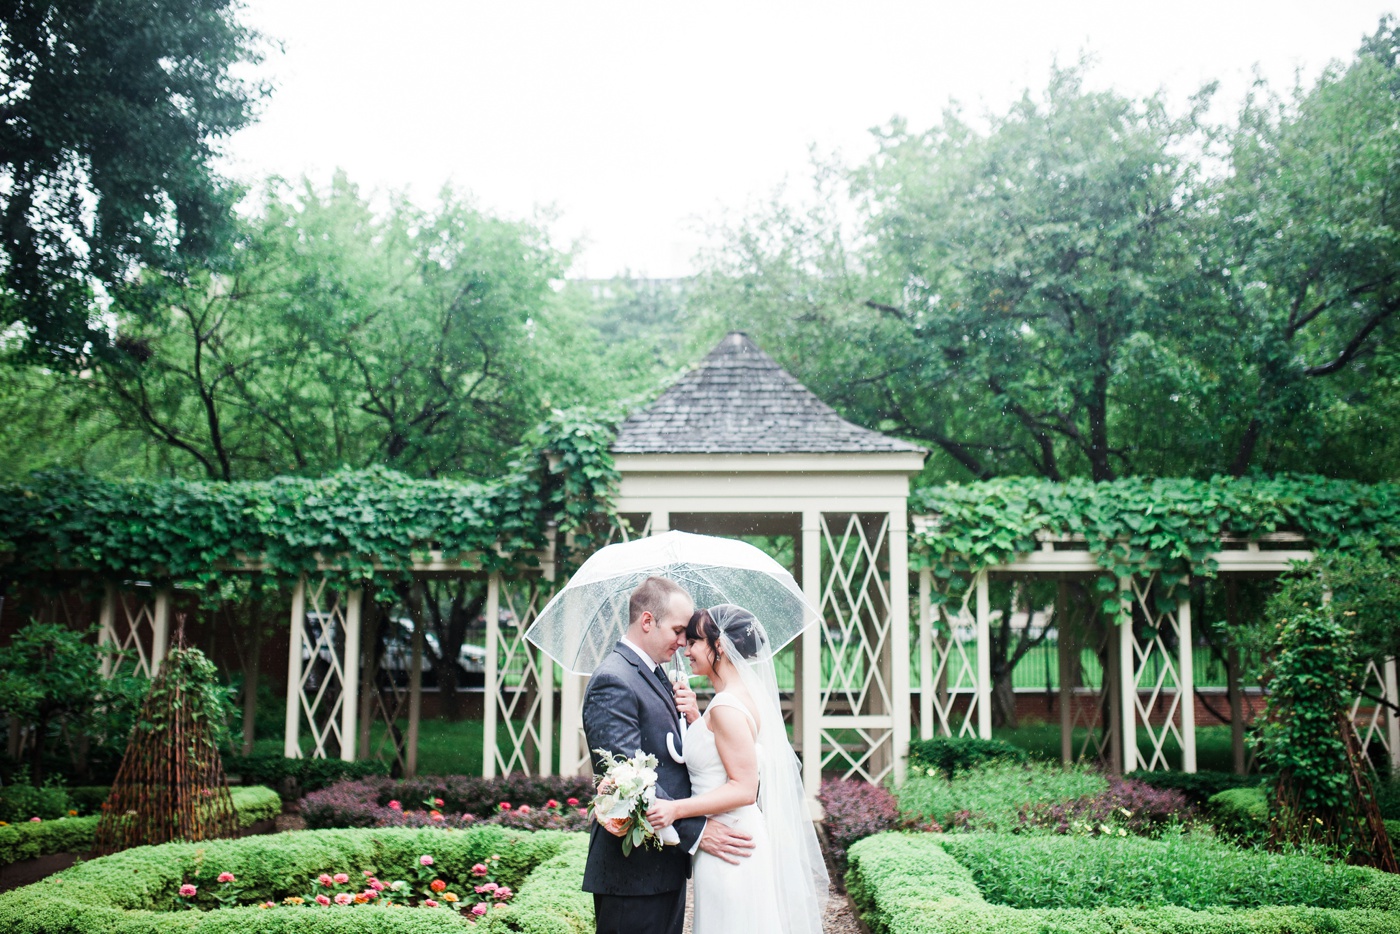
[646,707,758,828]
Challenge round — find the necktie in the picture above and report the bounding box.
[652,664,674,695]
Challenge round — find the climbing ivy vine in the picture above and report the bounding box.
[910,476,1400,608]
[0,407,621,587]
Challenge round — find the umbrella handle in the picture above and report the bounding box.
[666,720,686,764]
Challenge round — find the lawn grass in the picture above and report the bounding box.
[995,722,1239,772]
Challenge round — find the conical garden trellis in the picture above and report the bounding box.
[93,635,239,855]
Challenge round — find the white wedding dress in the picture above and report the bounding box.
[687,691,784,934]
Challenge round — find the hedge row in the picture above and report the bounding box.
[847,833,1400,934]
[0,785,281,867]
[0,825,569,932]
[936,832,1400,911]
[477,834,592,934]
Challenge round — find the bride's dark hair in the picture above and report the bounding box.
[686,604,763,664]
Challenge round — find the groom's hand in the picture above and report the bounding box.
[674,684,700,724]
[697,820,754,865]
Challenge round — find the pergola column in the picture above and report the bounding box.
[918,568,933,741]
[1178,594,1196,773]
[975,572,991,739]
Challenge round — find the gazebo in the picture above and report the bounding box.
[557,331,927,795]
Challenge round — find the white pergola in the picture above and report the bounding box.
[69,333,1400,786]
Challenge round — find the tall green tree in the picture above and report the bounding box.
[1217,17,1400,475]
[0,0,266,358]
[697,66,1219,481]
[98,175,573,480]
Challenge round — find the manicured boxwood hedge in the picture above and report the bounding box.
[0,825,584,933]
[1208,785,1270,844]
[0,785,281,868]
[476,833,591,934]
[847,833,1400,934]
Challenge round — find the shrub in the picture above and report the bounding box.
[0,785,280,867]
[907,736,1026,778]
[300,774,592,831]
[1209,785,1269,845]
[895,761,1106,831]
[937,832,1400,910]
[0,778,72,822]
[818,778,902,868]
[1124,768,1265,805]
[847,832,1400,934]
[223,753,388,793]
[0,825,572,932]
[65,786,112,816]
[1374,778,1400,820]
[1020,777,1197,836]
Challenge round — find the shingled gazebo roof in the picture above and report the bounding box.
[612,332,926,455]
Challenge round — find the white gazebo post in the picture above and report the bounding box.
[918,568,934,741]
[889,511,912,782]
[1178,591,1196,774]
[801,509,822,798]
[150,588,171,675]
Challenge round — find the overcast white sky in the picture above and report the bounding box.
[222,1,1397,279]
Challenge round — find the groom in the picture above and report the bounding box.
[582,576,755,934]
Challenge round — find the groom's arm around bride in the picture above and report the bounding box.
[581,576,753,934]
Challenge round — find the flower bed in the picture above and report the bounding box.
[301,774,594,832]
[847,832,1400,934]
[0,825,586,932]
[0,785,281,868]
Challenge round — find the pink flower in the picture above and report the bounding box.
[471,903,488,917]
[318,873,333,887]
[260,901,274,909]
[517,805,531,815]
[423,899,438,908]
[494,887,513,900]
[471,863,489,877]
[430,811,444,822]
[216,872,236,883]
[370,880,385,891]
[179,884,197,897]
[499,801,512,811]
[419,855,434,866]
[28,817,41,823]
[566,797,580,807]
[315,894,331,906]
[388,800,402,810]
[480,882,498,893]
[334,892,353,906]
[577,808,588,816]
[333,873,349,884]
[434,797,444,807]
[546,799,560,809]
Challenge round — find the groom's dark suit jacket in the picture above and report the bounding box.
[582,643,706,896]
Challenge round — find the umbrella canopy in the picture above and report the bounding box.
[525,530,819,674]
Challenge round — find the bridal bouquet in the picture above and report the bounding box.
[590,748,680,855]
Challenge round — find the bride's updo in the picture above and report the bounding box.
[686,603,765,663]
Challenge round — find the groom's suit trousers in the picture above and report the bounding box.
[593,890,686,934]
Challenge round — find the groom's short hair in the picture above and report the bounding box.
[629,576,688,626]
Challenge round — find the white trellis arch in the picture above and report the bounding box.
[98,583,172,679]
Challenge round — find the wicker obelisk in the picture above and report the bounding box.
[93,630,239,855]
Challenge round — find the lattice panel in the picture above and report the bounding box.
[1124,575,1185,772]
[1351,658,1395,762]
[820,725,895,783]
[1070,622,1113,763]
[296,578,352,759]
[819,513,895,785]
[102,590,159,679]
[922,577,980,738]
[491,575,556,776]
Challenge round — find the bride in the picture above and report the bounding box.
[645,604,827,934]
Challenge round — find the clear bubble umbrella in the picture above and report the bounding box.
[524,530,819,676]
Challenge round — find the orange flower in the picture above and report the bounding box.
[443,892,458,903]
[430,879,447,893]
